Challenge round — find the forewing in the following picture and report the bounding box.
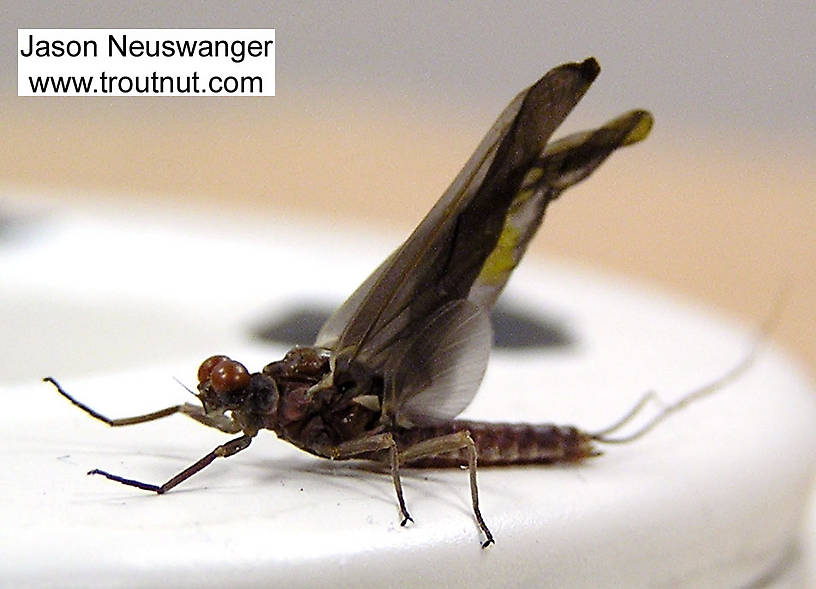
[315,250,395,348]
[329,58,601,373]
[385,299,492,426]
[316,78,525,351]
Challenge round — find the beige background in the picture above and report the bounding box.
[2,2,814,379]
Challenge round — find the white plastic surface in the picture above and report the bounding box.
[2,204,815,588]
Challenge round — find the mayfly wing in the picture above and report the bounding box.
[383,110,654,423]
[314,72,529,350]
[325,59,602,374]
[468,109,653,308]
[385,299,493,426]
[315,251,395,349]
[314,65,544,351]
[314,60,556,350]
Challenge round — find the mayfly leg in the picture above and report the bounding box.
[45,376,186,426]
[44,376,249,492]
[327,430,494,547]
[89,435,253,494]
[327,433,415,527]
[43,377,241,432]
[399,431,494,548]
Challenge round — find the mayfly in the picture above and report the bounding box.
[46,58,736,547]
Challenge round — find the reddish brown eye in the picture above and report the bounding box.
[210,360,250,394]
[198,355,230,383]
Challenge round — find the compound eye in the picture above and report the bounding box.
[210,360,251,394]
[198,355,231,384]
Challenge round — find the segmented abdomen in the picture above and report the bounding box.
[395,420,599,467]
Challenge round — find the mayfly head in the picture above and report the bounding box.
[196,355,255,413]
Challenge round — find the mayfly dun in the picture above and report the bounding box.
[45,58,750,547]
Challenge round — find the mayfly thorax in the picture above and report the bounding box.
[45,58,752,547]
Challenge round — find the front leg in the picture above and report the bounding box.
[324,433,414,526]
[45,377,241,434]
[89,434,253,493]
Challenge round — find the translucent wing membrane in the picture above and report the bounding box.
[386,300,492,427]
[315,251,395,349]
